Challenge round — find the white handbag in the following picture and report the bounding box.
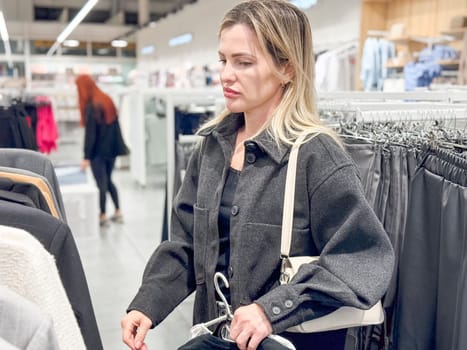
[279,134,384,333]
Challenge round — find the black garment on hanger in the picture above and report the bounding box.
[0,105,37,150]
[174,109,211,138]
[0,177,51,216]
[395,148,467,350]
[178,334,290,350]
[0,148,67,222]
[0,189,38,209]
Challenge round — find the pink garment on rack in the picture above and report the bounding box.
[35,96,58,154]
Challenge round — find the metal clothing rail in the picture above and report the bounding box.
[318,90,467,104]
[358,108,467,123]
[318,101,467,113]
[318,91,467,126]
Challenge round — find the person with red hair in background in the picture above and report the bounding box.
[76,74,128,227]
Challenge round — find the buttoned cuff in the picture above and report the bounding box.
[255,284,304,334]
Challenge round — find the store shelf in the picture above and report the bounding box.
[438,59,460,67]
[385,62,406,69]
[386,36,413,44]
[440,27,467,40]
[386,60,460,70]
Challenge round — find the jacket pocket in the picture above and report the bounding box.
[193,204,209,284]
[236,223,311,302]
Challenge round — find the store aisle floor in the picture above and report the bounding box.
[72,167,194,350]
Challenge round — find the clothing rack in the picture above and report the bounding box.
[314,38,359,54]
[164,88,224,232]
[319,95,467,150]
[317,95,467,349]
[319,90,467,103]
[120,88,223,189]
[319,91,467,128]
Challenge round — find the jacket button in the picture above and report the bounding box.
[246,153,256,164]
[285,300,293,308]
[272,306,281,315]
[228,266,234,278]
[244,141,257,152]
[231,205,239,216]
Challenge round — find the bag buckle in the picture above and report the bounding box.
[280,257,291,284]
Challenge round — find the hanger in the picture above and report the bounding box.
[214,272,234,319]
[189,272,298,349]
[189,272,234,342]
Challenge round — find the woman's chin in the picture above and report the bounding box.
[225,103,243,114]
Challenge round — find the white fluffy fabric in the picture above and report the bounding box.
[0,225,86,350]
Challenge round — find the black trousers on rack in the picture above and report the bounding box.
[394,148,467,350]
[344,142,419,350]
[344,142,382,209]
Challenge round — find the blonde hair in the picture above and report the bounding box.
[199,0,341,147]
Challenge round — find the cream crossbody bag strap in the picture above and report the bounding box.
[280,133,306,261]
[278,133,384,333]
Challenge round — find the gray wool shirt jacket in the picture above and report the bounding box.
[128,113,395,334]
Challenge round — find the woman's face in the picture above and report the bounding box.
[218,24,284,119]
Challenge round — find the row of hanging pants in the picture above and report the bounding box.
[343,139,467,350]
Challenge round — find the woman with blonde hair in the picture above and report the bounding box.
[121,1,393,349]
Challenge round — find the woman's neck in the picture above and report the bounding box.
[242,112,269,139]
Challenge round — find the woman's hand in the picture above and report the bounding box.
[229,303,273,350]
[80,159,90,172]
[121,310,153,350]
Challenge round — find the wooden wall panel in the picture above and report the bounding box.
[387,0,411,30]
[370,0,466,38]
[408,0,438,36]
[437,0,467,32]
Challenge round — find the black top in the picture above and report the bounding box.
[83,103,128,160]
[216,167,240,302]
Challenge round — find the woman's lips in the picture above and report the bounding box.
[223,88,240,98]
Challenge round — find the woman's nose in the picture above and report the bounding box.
[220,62,235,85]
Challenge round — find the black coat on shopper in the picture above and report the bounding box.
[83,103,129,160]
[128,113,394,334]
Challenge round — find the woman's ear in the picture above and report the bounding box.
[281,62,295,85]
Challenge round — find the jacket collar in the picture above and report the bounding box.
[198,113,289,164]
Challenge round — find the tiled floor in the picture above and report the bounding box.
[51,126,193,350]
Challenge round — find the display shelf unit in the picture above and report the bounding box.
[441,27,467,40]
[358,0,466,90]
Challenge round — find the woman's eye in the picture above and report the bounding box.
[218,59,226,65]
[238,61,252,67]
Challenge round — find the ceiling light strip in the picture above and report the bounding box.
[47,0,99,56]
[0,12,9,42]
[0,11,13,68]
